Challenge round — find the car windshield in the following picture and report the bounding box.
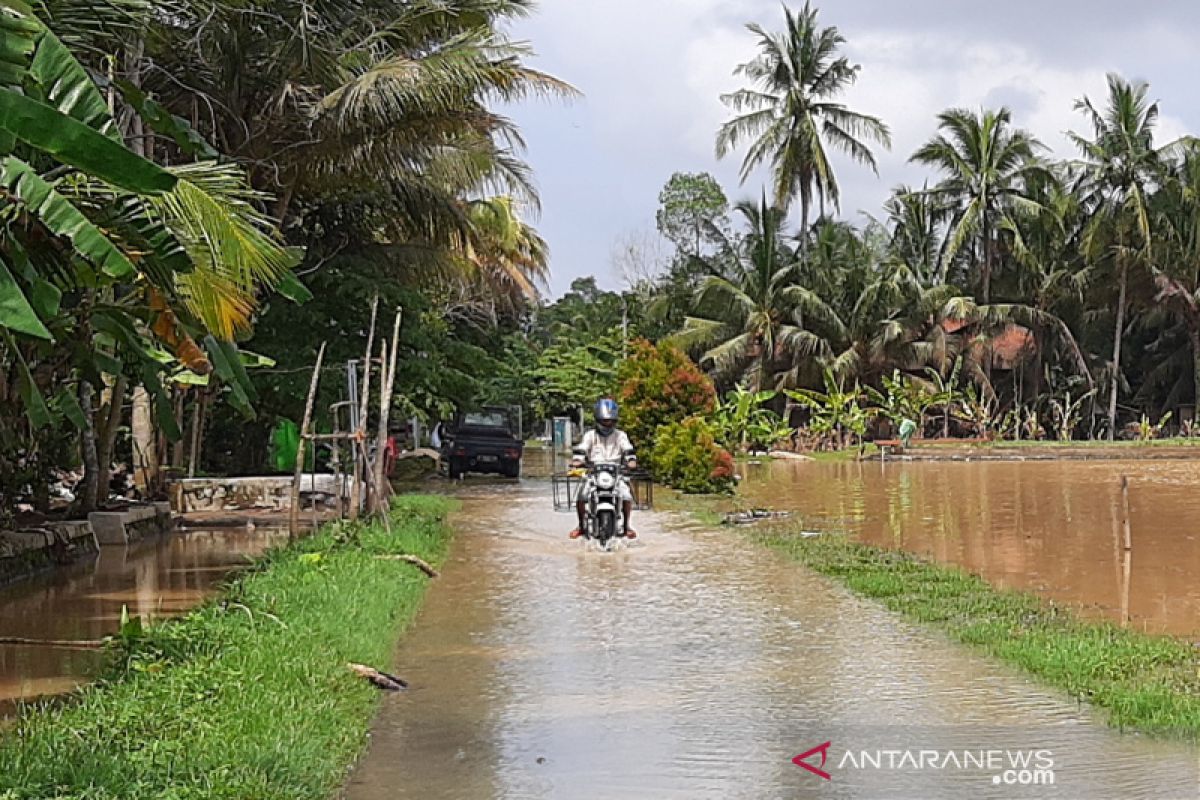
[463,411,507,428]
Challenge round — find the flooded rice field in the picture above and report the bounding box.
[0,526,288,715]
[344,482,1199,799]
[737,458,1200,637]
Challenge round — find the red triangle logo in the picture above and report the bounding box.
[792,741,832,780]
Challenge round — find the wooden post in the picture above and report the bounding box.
[1120,475,1132,551]
[372,308,402,515]
[290,342,326,538]
[350,297,380,519]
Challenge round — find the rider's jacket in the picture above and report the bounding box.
[574,429,635,465]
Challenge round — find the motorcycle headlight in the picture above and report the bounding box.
[595,471,616,490]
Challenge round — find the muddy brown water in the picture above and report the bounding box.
[0,527,287,715]
[736,458,1200,637]
[345,481,1198,800]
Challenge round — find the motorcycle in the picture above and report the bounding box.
[552,462,652,550]
[582,462,624,548]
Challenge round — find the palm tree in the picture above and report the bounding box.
[1150,142,1200,411]
[910,107,1051,303]
[1068,74,1167,439]
[715,2,890,237]
[880,183,950,285]
[674,196,843,390]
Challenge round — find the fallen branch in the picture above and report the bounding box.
[0,636,105,650]
[348,662,408,692]
[374,554,439,578]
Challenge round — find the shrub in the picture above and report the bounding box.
[649,416,736,494]
[616,339,716,449]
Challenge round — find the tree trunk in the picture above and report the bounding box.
[131,386,157,495]
[1190,326,1200,423]
[1107,261,1128,441]
[187,389,204,478]
[96,373,127,501]
[799,192,810,252]
[77,379,100,513]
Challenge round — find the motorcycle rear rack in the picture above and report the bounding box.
[551,470,653,512]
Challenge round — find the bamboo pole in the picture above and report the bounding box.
[1120,475,1132,551]
[372,308,403,515]
[367,336,388,514]
[289,342,326,537]
[350,297,380,519]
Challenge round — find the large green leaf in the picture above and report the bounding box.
[0,91,175,193]
[0,254,50,338]
[116,80,216,157]
[16,356,50,427]
[276,271,313,304]
[3,156,140,277]
[204,334,256,418]
[0,3,38,90]
[28,26,117,137]
[53,385,86,430]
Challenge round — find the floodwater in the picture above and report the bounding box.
[737,458,1200,637]
[0,527,288,715]
[344,482,1199,799]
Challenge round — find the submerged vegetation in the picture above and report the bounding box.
[759,529,1200,737]
[0,495,455,799]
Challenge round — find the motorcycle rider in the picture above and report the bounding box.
[569,397,638,539]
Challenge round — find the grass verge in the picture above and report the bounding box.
[0,494,457,799]
[756,528,1200,738]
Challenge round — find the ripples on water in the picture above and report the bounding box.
[737,459,1200,637]
[0,527,287,715]
[346,483,1199,800]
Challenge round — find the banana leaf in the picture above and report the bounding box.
[0,5,38,89]
[0,253,51,338]
[28,25,117,137]
[3,156,140,278]
[16,356,50,427]
[53,385,86,430]
[116,80,216,157]
[0,91,175,193]
[204,334,256,418]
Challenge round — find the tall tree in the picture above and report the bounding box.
[675,196,842,390]
[1069,74,1165,439]
[714,2,890,237]
[656,172,729,256]
[910,107,1050,303]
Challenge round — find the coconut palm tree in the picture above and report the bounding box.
[1068,74,1168,439]
[910,107,1051,304]
[674,196,843,390]
[1149,141,1200,410]
[715,2,890,237]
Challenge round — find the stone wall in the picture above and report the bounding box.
[0,520,95,585]
[170,475,349,514]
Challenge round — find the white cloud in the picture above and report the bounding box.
[507,2,1200,295]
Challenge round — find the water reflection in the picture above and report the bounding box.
[0,527,288,714]
[345,484,1199,800]
[738,459,1200,636]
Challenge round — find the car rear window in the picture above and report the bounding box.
[463,411,507,428]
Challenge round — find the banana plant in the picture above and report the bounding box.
[1047,389,1095,441]
[712,384,790,452]
[785,368,871,450]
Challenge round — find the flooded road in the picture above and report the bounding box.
[738,459,1200,637]
[344,482,1198,799]
[0,527,288,714]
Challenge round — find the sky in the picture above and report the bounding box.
[501,1,1200,299]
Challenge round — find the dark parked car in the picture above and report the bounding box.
[441,407,523,479]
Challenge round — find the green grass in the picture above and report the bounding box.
[0,494,457,799]
[904,437,1200,449]
[755,529,1200,738]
